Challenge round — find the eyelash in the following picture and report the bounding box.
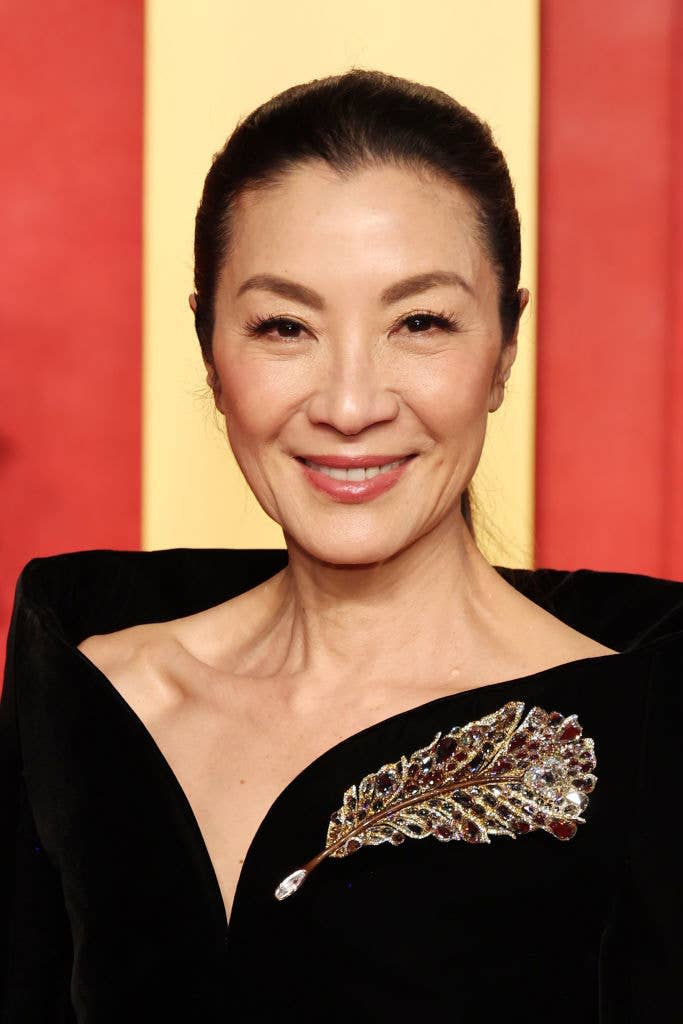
[242,309,462,340]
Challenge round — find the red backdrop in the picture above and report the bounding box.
[0,0,143,653]
[536,0,683,578]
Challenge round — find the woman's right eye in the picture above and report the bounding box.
[244,316,307,340]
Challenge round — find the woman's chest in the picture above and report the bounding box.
[130,683,442,924]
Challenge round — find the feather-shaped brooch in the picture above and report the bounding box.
[274,700,597,901]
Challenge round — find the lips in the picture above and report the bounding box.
[296,453,416,504]
[301,456,411,481]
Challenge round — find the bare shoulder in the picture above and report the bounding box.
[76,620,195,717]
[74,580,261,712]
[511,590,619,666]
[78,623,147,669]
[77,621,162,677]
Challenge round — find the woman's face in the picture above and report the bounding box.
[208,161,522,564]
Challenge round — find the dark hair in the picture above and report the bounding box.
[193,69,523,541]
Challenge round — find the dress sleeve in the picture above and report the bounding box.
[0,568,77,1023]
[610,640,683,1017]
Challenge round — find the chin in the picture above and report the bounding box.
[285,528,410,568]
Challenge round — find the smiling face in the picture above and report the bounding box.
[207,160,522,565]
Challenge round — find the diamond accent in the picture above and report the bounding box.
[274,869,308,901]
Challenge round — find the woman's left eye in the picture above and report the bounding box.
[400,312,459,334]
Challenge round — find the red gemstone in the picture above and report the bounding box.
[345,837,362,853]
[512,820,530,833]
[463,821,482,843]
[509,734,526,751]
[560,724,582,741]
[436,736,458,762]
[375,771,397,794]
[549,819,577,840]
[549,712,563,723]
[434,823,454,840]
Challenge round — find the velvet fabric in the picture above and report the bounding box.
[1,547,682,1022]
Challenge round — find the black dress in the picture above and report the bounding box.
[1,547,682,1023]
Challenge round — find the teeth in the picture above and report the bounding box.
[303,457,410,480]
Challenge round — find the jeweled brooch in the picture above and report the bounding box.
[274,700,597,901]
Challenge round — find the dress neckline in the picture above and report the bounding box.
[68,636,654,937]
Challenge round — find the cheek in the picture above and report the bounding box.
[214,353,303,439]
[409,351,494,437]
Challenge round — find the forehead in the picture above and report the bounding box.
[223,161,491,296]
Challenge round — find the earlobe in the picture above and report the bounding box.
[488,378,506,414]
[189,292,197,314]
[518,287,530,318]
[489,336,518,413]
[204,362,226,416]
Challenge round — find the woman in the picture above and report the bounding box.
[1,69,681,1022]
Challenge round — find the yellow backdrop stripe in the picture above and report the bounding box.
[143,0,539,567]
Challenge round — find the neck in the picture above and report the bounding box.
[235,514,516,697]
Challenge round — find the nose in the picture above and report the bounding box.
[305,336,400,435]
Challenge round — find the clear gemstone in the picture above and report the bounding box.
[274,868,308,901]
[525,756,565,794]
[560,788,588,814]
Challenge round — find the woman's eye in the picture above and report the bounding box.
[400,313,458,334]
[245,316,307,340]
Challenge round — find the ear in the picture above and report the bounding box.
[203,358,225,415]
[189,292,198,314]
[488,288,529,413]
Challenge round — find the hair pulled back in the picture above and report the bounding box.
[193,69,523,541]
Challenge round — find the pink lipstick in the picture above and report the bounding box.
[295,453,417,504]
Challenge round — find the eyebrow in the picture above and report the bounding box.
[235,270,475,311]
